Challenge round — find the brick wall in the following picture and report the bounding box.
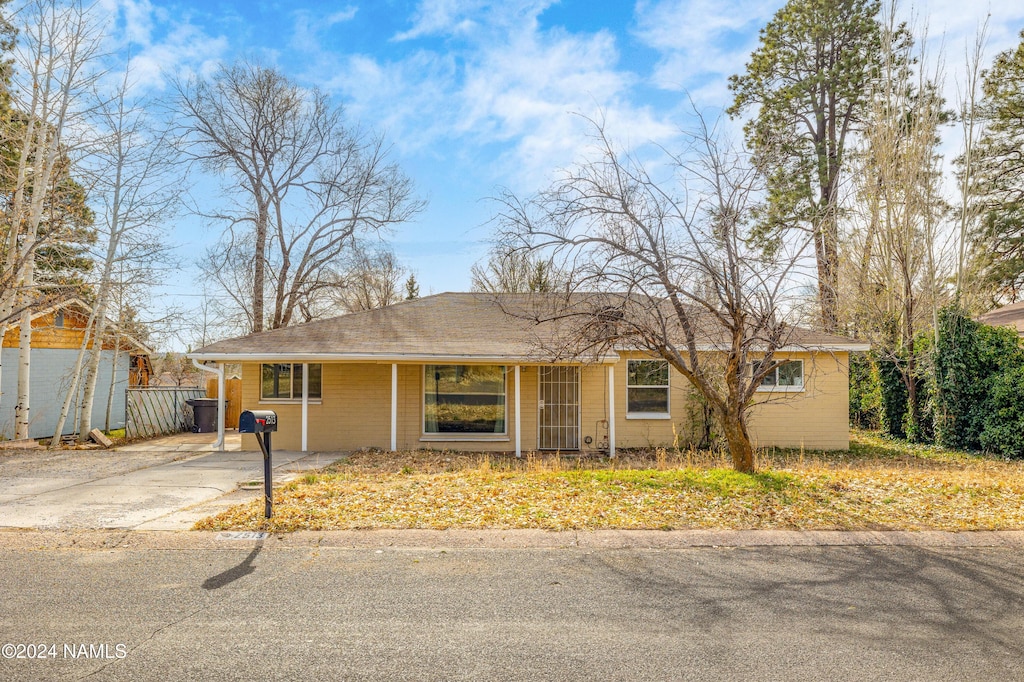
[238,352,852,453]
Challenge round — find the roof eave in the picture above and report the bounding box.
[187,351,621,364]
[613,343,871,353]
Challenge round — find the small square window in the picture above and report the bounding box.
[627,359,670,414]
[777,361,803,386]
[760,360,803,389]
[261,363,322,399]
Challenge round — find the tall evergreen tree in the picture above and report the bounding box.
[970,30,1024,300]
[728,0,889,332]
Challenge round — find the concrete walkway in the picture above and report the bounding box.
[0,432,343,531]
[115,430,243,452]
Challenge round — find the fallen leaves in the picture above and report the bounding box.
[193,432,1024,533]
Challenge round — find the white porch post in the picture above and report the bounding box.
[301,363,309,452]
[216,362,225,452]
[391,363,398,451]
[190,359,224,451]
[607,364,615,459]
[514,365,521,458]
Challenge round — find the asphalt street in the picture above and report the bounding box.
[1,534,1023,681]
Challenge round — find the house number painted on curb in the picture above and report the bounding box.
[216,531,269,541]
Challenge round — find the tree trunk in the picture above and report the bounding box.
[817,212,840,333]
[720,410,756,473]
[77,292,111,441]
[48,317,95,447]
[252,201,268,333]
[902,291,920,440]
[77,344,102,440]
[14,306,31,439]
[104,342,120,432]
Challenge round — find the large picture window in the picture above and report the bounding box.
[760,360,803,388]
[261,363,322,400]
[627,360,670,414]
[424,365,506,434]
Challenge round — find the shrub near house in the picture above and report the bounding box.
[861,305,1024,458]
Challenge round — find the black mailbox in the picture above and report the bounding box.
[240,409,278,518]
[240,409,277,433]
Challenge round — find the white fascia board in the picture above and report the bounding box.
[187,352,621,365]
[613,343,871,353]
[740,344,871,353]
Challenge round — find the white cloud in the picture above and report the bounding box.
[455,24,681,187]
[290,5,358,53]
[94,0,230,92]
[125,21,229,90]
[327,7,360,24]
[96,0,160,47]
[905,0,1024,49]
[393,0,553,41]
[309,1,679,190]
[634,0,779,98]
[323,49,460,150]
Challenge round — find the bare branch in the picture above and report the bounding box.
[492,112,814,472]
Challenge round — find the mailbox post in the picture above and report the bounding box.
[239,410,278,518]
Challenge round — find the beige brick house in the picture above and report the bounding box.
[188,292,867,455]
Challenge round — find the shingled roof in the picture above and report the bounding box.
[189,292,868,363]
[977,301,1024,335]
[190,293,568,363]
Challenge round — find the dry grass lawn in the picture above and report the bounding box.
[194,431,1024,532]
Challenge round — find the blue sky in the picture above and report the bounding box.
[92,0,1024,346]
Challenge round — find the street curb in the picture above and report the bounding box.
[2,528,1024,551]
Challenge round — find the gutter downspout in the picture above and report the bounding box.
[192,358,225,451]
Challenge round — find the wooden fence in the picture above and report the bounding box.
[205,377,242,429]
[126,387,206,439]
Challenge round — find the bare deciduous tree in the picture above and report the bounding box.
[954,18,989,302]
[470,244,564,294]
[494,115,810,472]
[844,12,950,439]
[1,0,101,439]
[332,243,406,313]
[49,66,181,444]
[173,61,423,334]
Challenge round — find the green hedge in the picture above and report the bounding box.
[981,366,1024,457]
[876,356,908,439]
[848,352,882,430]
[932,305,1024,456]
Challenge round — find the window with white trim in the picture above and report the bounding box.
[760,360,803,388]
[627,359,670,414]
[424,365,506,434]
[261,363,322,400]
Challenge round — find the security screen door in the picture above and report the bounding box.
[538,366,580,450]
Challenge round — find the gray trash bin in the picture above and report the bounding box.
[187,398,219,433]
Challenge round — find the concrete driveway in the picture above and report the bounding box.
[0,432,341,531]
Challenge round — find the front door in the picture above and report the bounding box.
[538,366,580,450]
